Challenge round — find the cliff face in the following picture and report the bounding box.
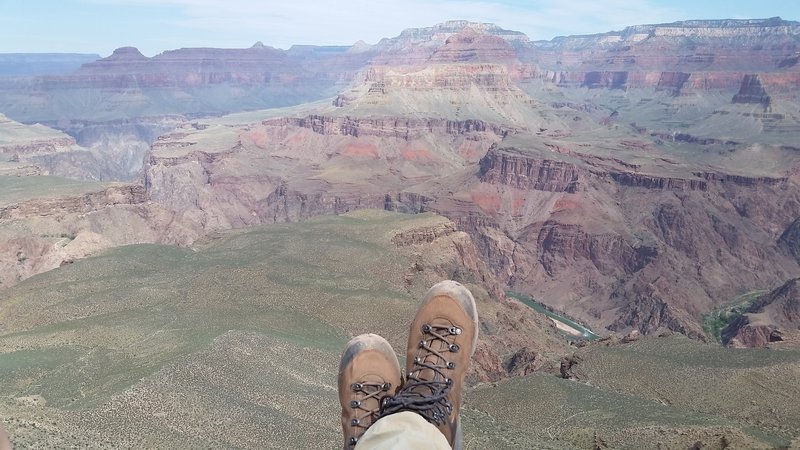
[0,114,181,181]
[440,142,800,338]
[732,74,772,108]
[0,185,146,220]
[268,115,512,140]
[531,18,800,90]
[478,147,580,192]
[144,113,506,231]
[0,181,201,289]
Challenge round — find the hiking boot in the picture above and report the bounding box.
[380,280,479,449]
[338,333,401,450]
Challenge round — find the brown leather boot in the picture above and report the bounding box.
[380,280,479,449]
[338,333,401,450]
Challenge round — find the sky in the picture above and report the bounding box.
[1,0,799,57]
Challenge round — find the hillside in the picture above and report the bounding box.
[2,211,798,448]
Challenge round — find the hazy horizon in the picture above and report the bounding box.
[1,0,799,57]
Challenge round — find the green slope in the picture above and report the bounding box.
[1,211,798,448]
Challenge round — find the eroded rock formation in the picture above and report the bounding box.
[723,278,800,347]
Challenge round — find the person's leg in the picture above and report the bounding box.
[338,333,402,450]
[354,411,450,450]
[0,423,10,450]
[379,280,479,450]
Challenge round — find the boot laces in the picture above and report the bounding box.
[380,323,462,425]
[346,380,392,448]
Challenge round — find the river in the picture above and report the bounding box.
[506,291,602,341]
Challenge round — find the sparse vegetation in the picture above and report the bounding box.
[2,214,796,449]
[703,290,767,342]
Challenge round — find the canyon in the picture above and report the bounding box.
[2,16,800,448]
[2,18,800,345]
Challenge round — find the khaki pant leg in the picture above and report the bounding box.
[354,411,451,450]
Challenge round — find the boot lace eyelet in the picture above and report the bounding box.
[447,361,455,369]
[449,326,461,335]
[351,382,363,391]
[350,400,361,408]
[449,343,460,352]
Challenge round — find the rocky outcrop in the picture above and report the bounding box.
[694,171,787,187]
[536,222,657,277]
[478,147,580,192]
[0,181,201,289]
[505,347,555,376]
[383,192,432,213]
[368,20,529,65]
[608,172,707,191]
[375,62,521,91]
[655,72,692,95]
[608,293,697,338]
[532,18,800,93]
[732,74,772,108]
[0,136,76,155]
[0,185,147,221]
[723,278,800,347]
[650,132,739,147]
[582,71,629,89]
[266,115,513,140]
[392,221,457,246]
[559,353,585,380]
[428,28,518,63]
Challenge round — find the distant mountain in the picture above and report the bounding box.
[0,53,100,76]
[2,18,800,122]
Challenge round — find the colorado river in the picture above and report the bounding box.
[507,291,602,341]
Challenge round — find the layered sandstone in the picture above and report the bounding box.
[478,147,580,192]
